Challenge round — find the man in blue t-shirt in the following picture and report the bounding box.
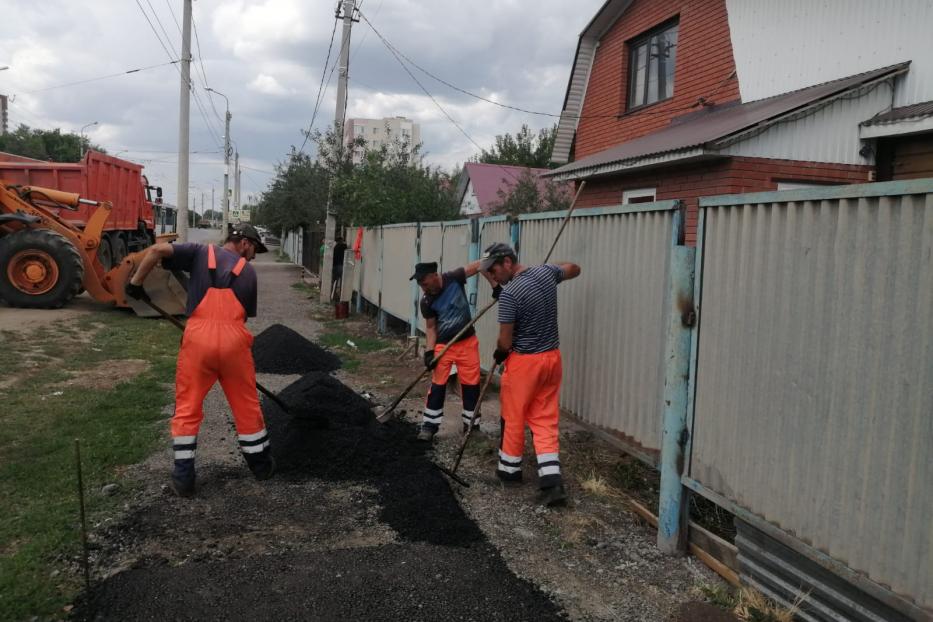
[412,259,498,441]
[482,242,581,507]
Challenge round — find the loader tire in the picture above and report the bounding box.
[0,229,84,308]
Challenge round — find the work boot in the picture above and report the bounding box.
[537,484,568,507]
[170,459,196,498]
[461,421,481,434]
[245,449,276,481]
[496,469,523,487]
[417,423,438,442]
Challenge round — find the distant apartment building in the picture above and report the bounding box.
[344,116,421,163]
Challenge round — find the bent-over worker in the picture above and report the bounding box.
[481,242,581,507]
[412,260,498,442]
[126,224,275,497]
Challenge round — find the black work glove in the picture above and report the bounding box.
[492,285,503,300]
[423,351,437,370]
[126,282,150,303]
[493,348,510,365]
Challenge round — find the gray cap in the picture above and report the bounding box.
[231,223,268,253]
[480,242,515,271]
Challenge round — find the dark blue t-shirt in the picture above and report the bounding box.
[162,243,258,318]
[420,268,473,344]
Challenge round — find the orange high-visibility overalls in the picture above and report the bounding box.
[171,245,269,468]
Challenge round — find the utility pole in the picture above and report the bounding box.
[176,0,193,242]
[233,150,240,221]
[211,185,215,227]
[321,0,356,303]
[207,88,232,236]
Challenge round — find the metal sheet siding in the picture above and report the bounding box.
[418,224,444,332]
[517,209,673,451]
[726,0,933,106]
[476,219,511,366]
[440,223,470,273]
[720,82,893,164]
[360,227,382,305]
[553,37,597,164]
[691,194,933,609]
[379,225,418,321]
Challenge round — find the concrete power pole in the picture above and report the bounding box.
[0,95,8,135]
[221,106,231,236]
[233,151,240,222]
[175,0,193,242]
[321,0,355,303]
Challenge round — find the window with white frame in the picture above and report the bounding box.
[622,188,657,204]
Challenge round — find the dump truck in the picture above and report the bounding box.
[0,162,185,314]
[0,150,167,271]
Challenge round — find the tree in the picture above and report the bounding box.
[477,124,558,169]
[492,168,572,218]
[0,124,107,162]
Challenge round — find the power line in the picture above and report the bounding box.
[357,8,523,184]
[190,8,223,124]
[145,0,179,57]
[15,61,178,94]
[297,10,340,155]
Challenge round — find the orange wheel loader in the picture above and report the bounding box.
[0,182,186,316]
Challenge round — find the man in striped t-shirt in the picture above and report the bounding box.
[481,242,581,507]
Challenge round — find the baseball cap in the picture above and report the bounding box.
[231,223,268,253]
[480,242,515,271]
[409,261,438,281]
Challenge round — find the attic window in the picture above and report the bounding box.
[627,20,678,110]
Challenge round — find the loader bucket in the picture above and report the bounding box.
[102,249,188,317]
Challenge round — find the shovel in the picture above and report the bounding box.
[434,360,500,487]
[373,297,497,423]
[137,296,293,415]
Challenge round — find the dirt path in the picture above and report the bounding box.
[73,251,727,621]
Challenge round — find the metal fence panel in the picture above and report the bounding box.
[380,225,419,322]
[691,189,933,609]
[417,224,444,332]
[476,218,511,366]
[440,222,471,273]
[518,207,674,453]
[360,227,381,304]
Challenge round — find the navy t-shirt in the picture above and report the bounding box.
[420,268,473,343]
[162,243,258,318]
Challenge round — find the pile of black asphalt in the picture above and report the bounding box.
[74,330,565,621]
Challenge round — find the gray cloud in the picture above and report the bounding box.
[0,0,604,205]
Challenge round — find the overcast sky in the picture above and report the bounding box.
[0,0,604,208]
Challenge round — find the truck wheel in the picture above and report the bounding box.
[111,234,128,266]
[0,229,84,308]
[97,235,114,271]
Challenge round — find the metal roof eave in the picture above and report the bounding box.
[545,148,719,181]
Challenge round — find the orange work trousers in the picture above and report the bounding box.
[497,349,563,487]
[423,334,481,428]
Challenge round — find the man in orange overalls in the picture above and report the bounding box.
[412,260,498,442]
[482,242,581,507]
[126,224,273,497]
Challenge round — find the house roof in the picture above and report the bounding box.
[545,62,909,181]
[457,163,571,215]
[861,100,933,126]
[552,0,636,164]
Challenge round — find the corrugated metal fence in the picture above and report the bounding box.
[344,179,932,618]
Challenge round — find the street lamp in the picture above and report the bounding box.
[0,66,9,72]
[79,121,98,159]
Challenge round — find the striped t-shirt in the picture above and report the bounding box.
[497,264,564,353]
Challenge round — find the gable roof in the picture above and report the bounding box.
[552,0,636,164]
[457,163,570,215]
[545,63,909,180]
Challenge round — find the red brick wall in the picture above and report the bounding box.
[575,0,740,159]
[576,158,873,245]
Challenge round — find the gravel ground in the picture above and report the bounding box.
[72,247,729,621]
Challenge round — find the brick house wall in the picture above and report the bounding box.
[575,0,740,158]
[577,158,872,245]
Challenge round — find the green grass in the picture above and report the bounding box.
[318,330,390,354]
[0,313,178,621]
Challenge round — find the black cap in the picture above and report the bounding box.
[480,242,515,271]
[231,223,268,253]
[410,261,438,281]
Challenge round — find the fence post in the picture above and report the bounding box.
[509,217,521,256]
[377,227,386,334]
[657,205,695,555]
[466,218,480,314]
[410,224,421,337]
